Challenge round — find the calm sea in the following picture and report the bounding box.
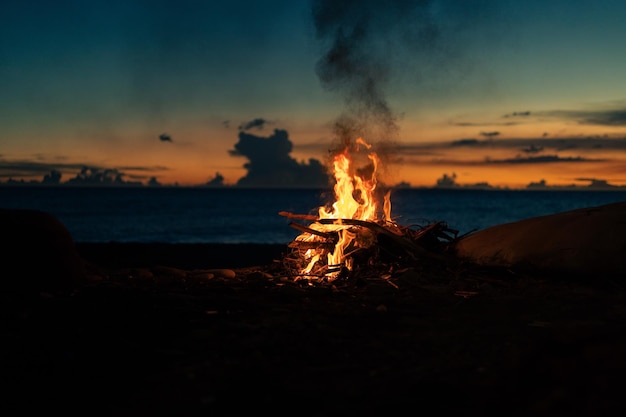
[2,186,626,244]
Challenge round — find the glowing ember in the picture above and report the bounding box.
[293,137,395,280]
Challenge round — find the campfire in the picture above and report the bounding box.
[280,137,459,283]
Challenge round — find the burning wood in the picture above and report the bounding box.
[287,221,337,241]
[281,212,457,281]
[279,137,459,283]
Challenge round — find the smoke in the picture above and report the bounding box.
[311,0,512,150]
[312,0,444,144]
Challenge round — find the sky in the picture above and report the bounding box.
[2,0,626,189]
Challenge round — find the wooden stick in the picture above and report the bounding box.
[278,211,318,221]
[287,241,335,251]
[288,222,336,240]
[317,218,405,236]
[318,218,447,261]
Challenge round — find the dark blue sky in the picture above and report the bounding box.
[2,0,626,188]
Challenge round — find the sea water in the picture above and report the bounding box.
[2,186,626,244]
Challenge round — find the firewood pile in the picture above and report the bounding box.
[279,210,463,282]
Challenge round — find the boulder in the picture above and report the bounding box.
[0,208,84,293]
[453,201,626,279]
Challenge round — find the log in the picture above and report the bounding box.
[288,222,337,240]
[317,218,448,261]
[278,211,318,221]
[287,241,336,251]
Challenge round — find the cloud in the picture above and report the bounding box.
[521,144,544,154]
[526,177,624,190]
[398,136,626,155]
[0,158,169,185]
[65,167,143,186]
[451,138,480,147]
[487,155,597,164]
[0,160,84,179]
[480,131,500,139]
[503,111,531,118]
[42,169,62,184]
[238,118,270,131]
[228,128,330,188]
[451,121,519,127]
[206,172,225,187]
[539,106,626,126]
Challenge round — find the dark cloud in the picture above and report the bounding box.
[576,110,626,126]
[452,121,518,127]
[458,105,626,129]
[503,111,531,118]
[0,160,83,179]
[42,169,62,184]
[65,167,143,186]
[451,139,480,146]
[574,178,619,188]
[229,129,330,188]
[435,172,457,187]
[488,155,594,164]
[526,178,623,190]
[408,154,601,167]
[433,172,495,190]
[480,131,500,139]
[521,144,543,154]
[159,133,173,142]
[238,118,269,131]
[147,177,162,187]
[206,172,225,187]
[399,136,626,154]
[0,159,168,185]
[540,107,626,126]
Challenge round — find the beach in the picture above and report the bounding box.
[3,208,626,416]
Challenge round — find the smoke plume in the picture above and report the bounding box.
[312,0,443,144]
[311,0,512,151]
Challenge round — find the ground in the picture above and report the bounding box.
[3,243,626,416]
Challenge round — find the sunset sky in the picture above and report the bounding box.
[2,0,626,189]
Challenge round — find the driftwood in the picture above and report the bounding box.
[287,241,336,251]
[278,211,318,221]
[288,222,337,240]
[316,218,448,261]
[281,210,459,280]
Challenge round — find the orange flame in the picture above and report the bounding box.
[296,137,393,279]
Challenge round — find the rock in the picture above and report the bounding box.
[205,268,236,279]
[453,201,626,279]
[0,208,84,293]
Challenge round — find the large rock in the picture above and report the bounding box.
[0,208,84,293]
[453,201,626,279]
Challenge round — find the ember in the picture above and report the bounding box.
[280,138,459,282]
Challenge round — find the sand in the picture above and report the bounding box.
[2,207,626,416]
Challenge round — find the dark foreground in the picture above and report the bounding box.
[3,242,626,416]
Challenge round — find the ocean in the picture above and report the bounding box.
[2,186,626,244]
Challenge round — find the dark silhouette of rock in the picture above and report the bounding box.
[0,209,84,293]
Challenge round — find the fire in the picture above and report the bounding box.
[293,137,394,280]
